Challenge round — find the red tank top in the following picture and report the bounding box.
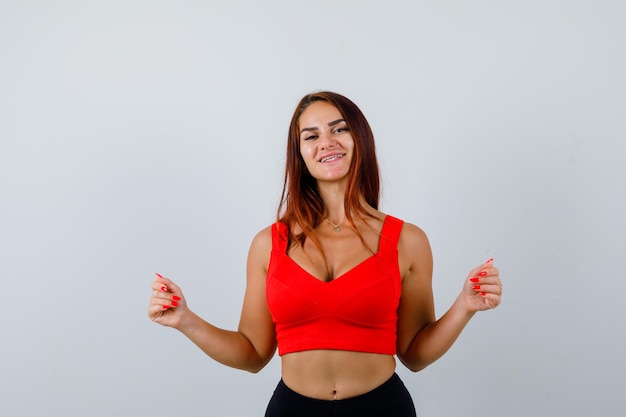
[266,215,404,356]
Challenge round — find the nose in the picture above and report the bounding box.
[319,131,337,149]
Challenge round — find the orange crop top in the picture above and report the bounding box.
[266,215,404,356]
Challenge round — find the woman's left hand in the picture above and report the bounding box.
[461,259,502,312]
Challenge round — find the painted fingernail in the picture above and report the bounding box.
[470,277,480,283]
[479,271,487,276]
[171,301,179,307]
[172,295,181,301]
[479,292,486,296]
[473,285,481,290]
[156,273,164,279]
[160,286,168,292]
[162,305,170,310]
[485,258,493,264]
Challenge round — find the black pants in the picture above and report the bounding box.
[264,373,416,417]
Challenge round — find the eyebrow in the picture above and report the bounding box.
[300,118,346,134]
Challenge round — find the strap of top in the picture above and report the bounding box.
[378,215,404,252]
[271,221,289,254]
[272,216,403,253]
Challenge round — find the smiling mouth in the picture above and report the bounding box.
[319,154,345,163]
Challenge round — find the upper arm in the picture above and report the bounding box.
[237,226,277,366]
[395,222,435,360]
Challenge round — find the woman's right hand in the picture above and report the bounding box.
[148,273,188,328]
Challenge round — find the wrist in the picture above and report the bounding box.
[175,308,198,334]
[453,293,477,320]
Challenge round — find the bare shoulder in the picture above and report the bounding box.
[247,224,274,272]
[398,221,430,252]
[250,224,273,249]
[396,220,433,278]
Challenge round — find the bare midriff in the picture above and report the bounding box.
[280,350,397,400]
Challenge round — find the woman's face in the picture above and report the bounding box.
[298,101,355,183]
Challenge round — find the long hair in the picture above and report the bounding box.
[277,91,380,248]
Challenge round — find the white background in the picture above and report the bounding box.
[1,1,625,416]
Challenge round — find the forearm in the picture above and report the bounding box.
[400,295,475,372]
[177,310,269,373]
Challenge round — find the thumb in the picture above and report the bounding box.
[155,273,183,294]
[468,258,494,277]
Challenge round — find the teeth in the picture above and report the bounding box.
[321,154,343,163]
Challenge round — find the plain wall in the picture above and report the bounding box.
[1,1,625,416]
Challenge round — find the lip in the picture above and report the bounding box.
[318,152,346,163]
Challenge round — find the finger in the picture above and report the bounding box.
[481,266,499,277]
[468,258,494,278]
[150,283,183,304]
[477,265,499,278]
[150,290,175,304]
[148,300,171,320]
[469,272,500,286]
[472,284,501,296]
[155,273,183,294]
[469,268,499,284]
[155,272,171,287]
[478,258,494,270]
[151,281,170,293]
[150,288,173,304]
[480,292,502,308]
[152,274,177,294]
[148,305,172,322]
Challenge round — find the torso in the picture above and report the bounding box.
[281,350,396,400]
[276,211,407,400]
[287,214,384,282]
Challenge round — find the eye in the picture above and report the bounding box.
[303,134,317,141]
[333,126,349,134]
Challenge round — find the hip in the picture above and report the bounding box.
[265,372,416,417]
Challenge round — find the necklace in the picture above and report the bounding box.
[325,217,343,232]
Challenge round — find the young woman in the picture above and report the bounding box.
[148,91,502,416]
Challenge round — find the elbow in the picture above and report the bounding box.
[404,362,428,373]
[236,335,277,373]
[243,352,275,374]
[234,361,265,374]
[246,365,264,374]
[245,358,269,374]
[217,352,273,374]
[397,353,429,373]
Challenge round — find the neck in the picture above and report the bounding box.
[318,181,347,224]
[325,211,345,226]
[324,206,345,225]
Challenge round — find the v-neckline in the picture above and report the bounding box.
[286,253,379,284]
[284,215,388,284]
